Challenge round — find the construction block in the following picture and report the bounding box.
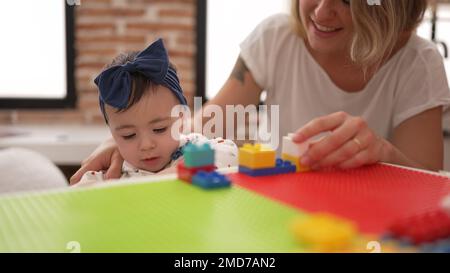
[238,143,276,169]
[385,209,450,245]
[182,142,215,168]
[192,171,231,190]
[282,133,309,158]
[239,158,296,177]
[290,213,358,252]
[281,153,310,172]
[177,161,215,183]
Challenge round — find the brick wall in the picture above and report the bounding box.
[0,0,197,124]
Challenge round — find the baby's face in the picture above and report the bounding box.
[105,86,181,172]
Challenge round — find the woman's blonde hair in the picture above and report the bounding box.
[290,0,428,68]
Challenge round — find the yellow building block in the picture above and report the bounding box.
[290,213,358,252]
[238,143,276,169]
[282,153,310,172]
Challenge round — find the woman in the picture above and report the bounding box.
[71,0,450,184]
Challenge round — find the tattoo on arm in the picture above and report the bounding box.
[230,56,249,84]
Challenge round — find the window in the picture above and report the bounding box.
[0,0,76,109]
[196,0,289,100]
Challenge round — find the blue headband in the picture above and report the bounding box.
[94,38,187,116]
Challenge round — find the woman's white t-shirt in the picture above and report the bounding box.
[240,13,450,143]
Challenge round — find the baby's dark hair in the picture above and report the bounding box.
[100,51,177,124]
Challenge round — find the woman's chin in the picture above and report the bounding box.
[307,37,347,56]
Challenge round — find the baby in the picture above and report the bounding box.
[77,39,237,185]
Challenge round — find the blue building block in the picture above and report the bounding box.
[182,142,215,168]
[192,171,231,189]
[238,158,296,177]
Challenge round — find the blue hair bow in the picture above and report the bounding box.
[94,38,187,112]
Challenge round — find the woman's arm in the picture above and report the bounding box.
[388,106,443,171]
[193,56,263,137]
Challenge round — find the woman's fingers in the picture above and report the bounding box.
[70,150,123,185]
[311,136,361,169]
[293,111,348,143]
[338,149,372,170]
[312,127,374,168]
[70,166,90,185]
[70,138,122,184]
[291,111,386,170]
[302,116,368,165]
[104,150,124,180]
[338,137,383,169]
[69,156,104,185]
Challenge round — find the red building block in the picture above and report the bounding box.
[387,209,450,245]
[177,161,215,183]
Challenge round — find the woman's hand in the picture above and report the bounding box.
[293,111,393,170]
[70,137,124,185]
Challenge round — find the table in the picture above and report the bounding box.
[0,163,448,252]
